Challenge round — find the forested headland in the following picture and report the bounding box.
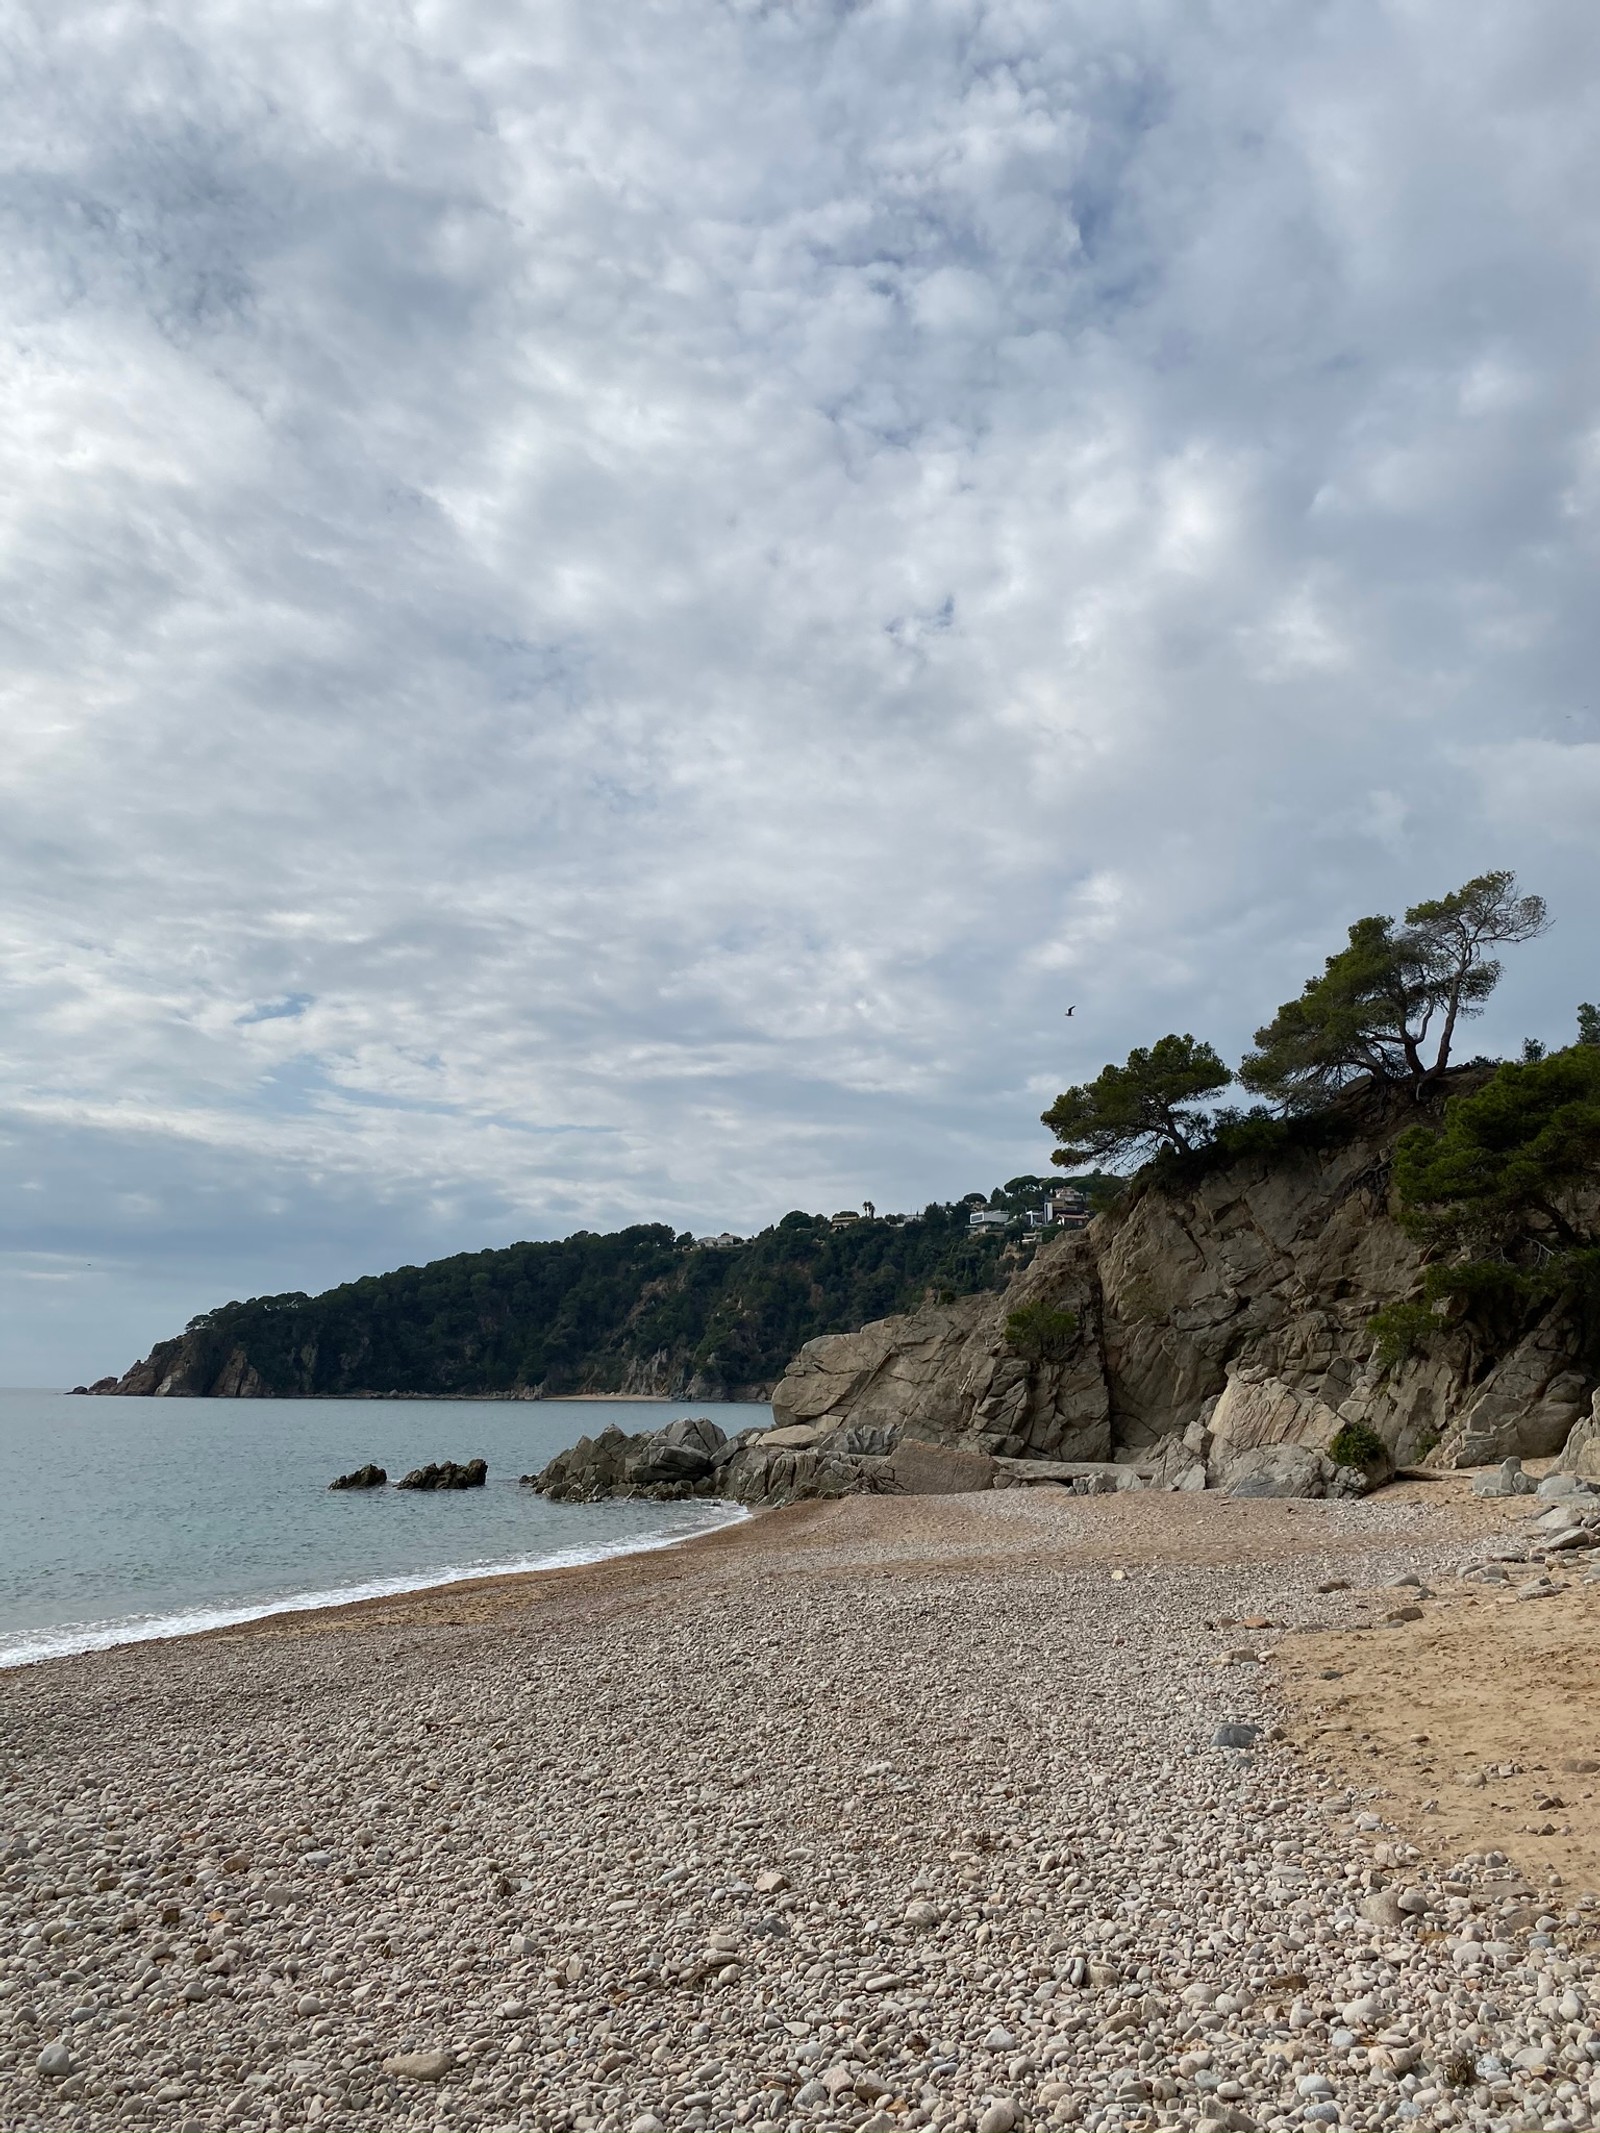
[97,1193,1073,1400]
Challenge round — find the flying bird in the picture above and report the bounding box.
[1064,1005,1076,1017]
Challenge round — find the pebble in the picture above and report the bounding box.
[1,1488,1596,2133]
[381,2049,455,2082]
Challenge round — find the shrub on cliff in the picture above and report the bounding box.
[1390,1043,1600,1359]
[1003,1300,1080,1362]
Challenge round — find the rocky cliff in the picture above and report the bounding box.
[766,1077,1597,1485]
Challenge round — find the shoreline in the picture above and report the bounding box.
[0,1499,752,1674]
[67,1387,777,1402]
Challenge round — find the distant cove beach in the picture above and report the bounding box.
[4,1480,1600,2133]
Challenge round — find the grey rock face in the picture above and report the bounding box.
[530,1421,725,1502]
[527,1415,1006,1509]
[1557,1390,1600,1483]
[768,1079,1596,1479]
[535,1079,1596,1509]
[1217,1442,1339,1500]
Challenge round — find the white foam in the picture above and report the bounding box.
[0,1502,750,1671]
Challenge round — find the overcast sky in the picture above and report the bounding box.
[3,0,1598,1383]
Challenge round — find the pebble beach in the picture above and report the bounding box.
[2,1485,1598,2133]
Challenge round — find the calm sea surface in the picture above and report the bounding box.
[0,1390,768,1669]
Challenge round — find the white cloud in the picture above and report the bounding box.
[1,0,1599,1377]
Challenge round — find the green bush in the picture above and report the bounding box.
[1367,1301,1438,1370]
[1328,1421,1388,1470]
[1003,1299,1080,1363]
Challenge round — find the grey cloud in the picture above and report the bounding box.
[1,0,1598,1378]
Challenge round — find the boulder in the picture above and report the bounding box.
[1557,1391,1600,1485]
[1473,1456,1538,1499]
[877,1438,997,1494]
[329,1463,387,1490]
[1218,1442,1341,1500]
[394,1458,487,1491]
[629,1440,714,1485]
[1140,1433,1208,1491]
[1536,1470,1597,1500]
[527,1425,632,1499]
[717,1443,879,1506]
[992,1458,1142,1494]
[527,1419,732,1502]
[758,1422,833,1451]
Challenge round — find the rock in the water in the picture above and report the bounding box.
[329,1462,387,1490]
[382,2048,455,2081]
[394,1459,486,1492]
[530,1419,733,1501]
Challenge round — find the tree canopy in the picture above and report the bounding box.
[1393,1042,1600,1262]
[144,1201,1022,1399]
[1041,1034,1232,1170]
[1240,871,1549,1110]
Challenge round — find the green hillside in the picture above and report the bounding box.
[109,1196,1071,1399]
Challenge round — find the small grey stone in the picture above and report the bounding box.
[1213,1722,1260,1748]
[976,2104,1017,2133]
[36,2044,74,2080]
[1361,1889,1404,1930]
[382,2048,455,2082]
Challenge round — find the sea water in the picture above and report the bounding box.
[0,1389,768,1669]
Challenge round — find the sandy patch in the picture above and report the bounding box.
[1277,1568,1600,1899]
